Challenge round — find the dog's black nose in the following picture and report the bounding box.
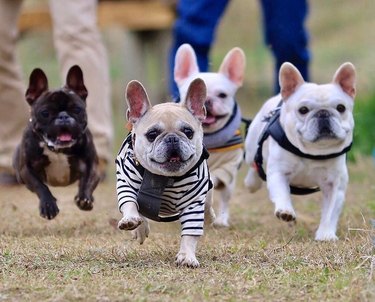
[164,134,180,146]
[164,134,180,149]
[315,109,331,119]
[56,111,72,125]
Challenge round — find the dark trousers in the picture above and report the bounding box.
[169,0,310,99]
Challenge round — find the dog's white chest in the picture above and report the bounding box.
[43,147,71,186]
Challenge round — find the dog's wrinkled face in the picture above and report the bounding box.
[174,44,245,133]
[279,62,356,155]
[126,78,206,177]
[26,66,88,151]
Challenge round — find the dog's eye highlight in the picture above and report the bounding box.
[40,110,49,118]
[298,106,309,115]
[218,92,227,99]
[145,130,160,142]
[182,127,194,139]
[336,104,346,113]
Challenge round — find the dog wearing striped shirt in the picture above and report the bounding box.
[116,78,214,268]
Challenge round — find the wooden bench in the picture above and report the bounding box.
[18,0,176,101]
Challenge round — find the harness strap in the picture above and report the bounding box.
[254,102,352,195]
[137,170,180,222]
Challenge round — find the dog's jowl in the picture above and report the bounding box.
[13,65,100,220]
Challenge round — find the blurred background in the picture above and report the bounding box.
[17,0,375,158]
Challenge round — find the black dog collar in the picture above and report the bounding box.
[125,135,212,221]
[254,101,352,195]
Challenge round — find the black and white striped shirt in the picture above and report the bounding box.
[116,136,211,236]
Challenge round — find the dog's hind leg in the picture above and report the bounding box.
[213,185,232,227]
[131,216,149,244]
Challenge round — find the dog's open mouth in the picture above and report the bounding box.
[203,112,227,126]
[43,132,77,150]
[57,133,73,143]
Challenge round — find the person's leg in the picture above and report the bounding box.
[168,0,230,100]
[0,0,28,184]
[260,0,310,93]
[49,0,113,171]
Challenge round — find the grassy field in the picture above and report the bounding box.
[1,159,374,301]
[1,0,375,301]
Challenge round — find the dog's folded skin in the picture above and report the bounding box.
[244,62,356,241]
[116,78,213,268]
[13,66,100,220]
[174,43,246,227]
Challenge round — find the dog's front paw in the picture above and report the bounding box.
[131,219,149,244]
[315,228,338,241]
[118,215,143,231]
[40,198,59,220]
[175,252,199,268]
[275,209,296,222]
[74,195,94,211]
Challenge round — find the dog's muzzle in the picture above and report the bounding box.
[55,111,75,126]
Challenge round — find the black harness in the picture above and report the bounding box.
[125,135,212,222]
[254,102,352,195]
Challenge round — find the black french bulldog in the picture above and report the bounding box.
[13,65,100,220]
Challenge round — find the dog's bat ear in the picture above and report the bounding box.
[219,47,246,87]
[333,62,356,99]
[25,68,48,105]
[125,80,152,123]
[279,62,305,100]
[174,44,200,86]
[183,78,207,122]
[65,65,88,100]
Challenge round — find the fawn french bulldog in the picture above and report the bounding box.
[244,62,356,241]
[116,78,214,268]
[174,43,246,227]
[13,65,100,220]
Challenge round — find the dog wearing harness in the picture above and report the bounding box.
[254,101,352,195]
[244,62,356,241]
[174,43,246,227]
[116,78,214,268]
[117,135,212,224]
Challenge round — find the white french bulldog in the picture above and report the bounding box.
[174,43,246,227]
[116,78,214,268]
[244,62,356,241]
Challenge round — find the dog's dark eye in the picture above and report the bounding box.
[298,106,309,115]
[40,110,49,118]
[73,106,82,114]
[336,104,346,113]
[182,127,194,139]
[218,92,227,99]
[145,130,160,142]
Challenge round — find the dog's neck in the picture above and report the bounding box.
[203,102,242,149]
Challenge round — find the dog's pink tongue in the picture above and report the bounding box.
[58,133,72,142]
[203,116,216,125]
